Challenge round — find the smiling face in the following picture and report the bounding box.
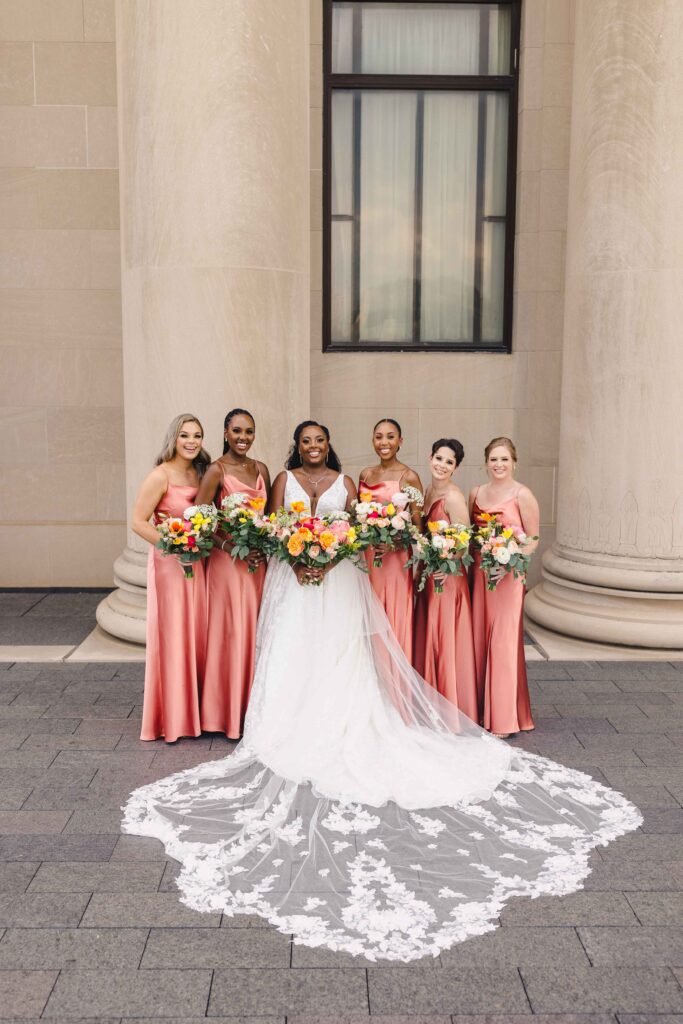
[298,424,329,468]
[430,445,457,483]
[225,413,255,458]
[486,444,515,484]
[175,421,203,462]
[373,421,402,462]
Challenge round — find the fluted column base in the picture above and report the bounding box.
[526,545,683,649]
[96,546,147,645]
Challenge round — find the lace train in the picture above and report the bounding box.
[123,745,641,961]
[123,478,642,961]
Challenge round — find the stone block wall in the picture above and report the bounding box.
[0,0,125,585]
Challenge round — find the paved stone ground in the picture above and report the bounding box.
[0,652,682,1022]
[0,592,112,647]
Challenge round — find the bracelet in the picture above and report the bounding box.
[221,539,228,552]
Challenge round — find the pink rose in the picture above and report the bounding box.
[309,545,321,558]
[390,515,406,530]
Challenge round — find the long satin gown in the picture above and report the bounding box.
[141,482,207,742]
[360,477,414,662]
[471,488,535,734]
[201,470,267,739]
[414,497,478,721]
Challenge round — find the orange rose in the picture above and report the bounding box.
[290,501,306,514]
[427,521,441,534]
[297,527,313,542]
[249,497,266,511]
[319,530,336,550]
[288,534,305,556]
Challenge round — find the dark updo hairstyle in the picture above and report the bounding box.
[223,407,255,455]
[285,420,342,473]
[373,417,402,435]
[431,437,465,467]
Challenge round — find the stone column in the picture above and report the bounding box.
[98,0,310,642]
[525,0,683,648]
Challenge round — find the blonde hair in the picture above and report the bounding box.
[484,436,518,463]
[155,413,211,477]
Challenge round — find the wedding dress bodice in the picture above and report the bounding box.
[284,470,347,516]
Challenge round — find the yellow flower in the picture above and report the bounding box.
[319,531,336,550]
[249,497,266,511]
[347,526,357,542]
[427,521,441,534]
[297,527,313,542]
[458,531,471,545]
[502,527,514,539]
[291,501,306,514]
[173,537,185,546]
[386,503,396,516]
[287,534,304,556]
[238,517,247,524]
[359,491,372,502]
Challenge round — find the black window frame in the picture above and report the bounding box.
[322,0,521,354]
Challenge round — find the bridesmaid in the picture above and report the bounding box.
[469,436,539,738]
[359,418,423,662]
[132,413,211,742]
[196,408,271,739]
[414,439,478,721]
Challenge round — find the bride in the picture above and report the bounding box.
[123,420,642,962]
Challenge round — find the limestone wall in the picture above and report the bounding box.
[0,0,125,585]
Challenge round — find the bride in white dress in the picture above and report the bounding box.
[123,421,641,962]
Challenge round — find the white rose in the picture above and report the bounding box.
[507,540,519,554]
[432,535,446,550]
[494,547,511,564]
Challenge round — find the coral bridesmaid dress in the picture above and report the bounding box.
[471,487,535,734]
[141,482,207,742]
[201,471,267,739]
[360,477,414,662]
[414,497,478,721]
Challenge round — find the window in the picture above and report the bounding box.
[323,0,520,351]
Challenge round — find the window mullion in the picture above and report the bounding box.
[412,92,425,345]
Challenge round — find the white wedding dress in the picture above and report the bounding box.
[123,472,642,961]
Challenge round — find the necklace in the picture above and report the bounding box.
[300,468,330,493]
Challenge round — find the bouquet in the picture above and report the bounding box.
[155,503,218,579]
[352,488,420,567]
[409,520,473,593]
[219,492,276,572]
[273,503,363,585]
[474,513,536,590]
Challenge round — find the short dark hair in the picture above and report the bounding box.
[431,437,464,467]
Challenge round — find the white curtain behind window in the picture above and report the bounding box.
[421,92,479,342]
[359,91,416,343]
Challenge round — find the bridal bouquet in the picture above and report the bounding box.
[273,504,363,584]
[409,520,473,593]
[219,492,275,571]
[352,490,419,567]
[156,503,218,579]
[474,513,535,590]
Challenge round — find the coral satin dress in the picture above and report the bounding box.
[141,482,207,742]
[360,477,414,662]
[471,487,535,734]
[413,497,478,721]
[201,471,267,739]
